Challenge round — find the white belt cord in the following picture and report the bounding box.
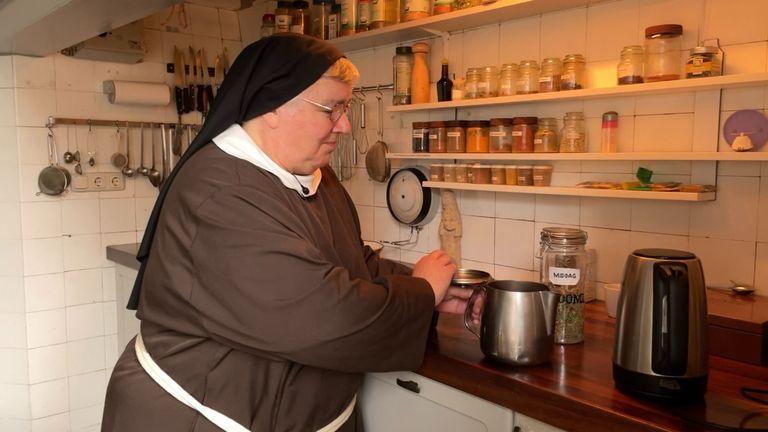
[134,333,356,432]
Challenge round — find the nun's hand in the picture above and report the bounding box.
[411,250,457,306]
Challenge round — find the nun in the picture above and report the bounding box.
[102,33,468,432]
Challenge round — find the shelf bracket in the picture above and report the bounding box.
[422,27,451,46]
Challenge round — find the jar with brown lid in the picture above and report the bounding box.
[428,121,447,152]
[489,118,514,153]
[644,24,683,82]
[511,117,537,153]
[560,54,585,90]
[539,57,562,93]
[412,121,430,152]
[534,117,559,153]
[445,120,467,152]
[465,120,490,153]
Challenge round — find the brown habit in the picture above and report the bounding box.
[102,145,436,431]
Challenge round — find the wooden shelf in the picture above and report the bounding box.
[388,151,768,161]
[422,181,716,201]
[328,0,593,52]
[386,72,768,112]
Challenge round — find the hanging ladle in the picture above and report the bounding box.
[121,122,136,177]
[63,126,75,164]
[147,124,162,188]
[137,123,149,176]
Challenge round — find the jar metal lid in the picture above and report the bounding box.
[563,53,585,63]
[489,118,514,126]
[445,120,468,127]
[540,227,588,245]
[412,121,430,128]
[645,24,683,38]
[466,120,490,127]
[512,116,538,124]
[690,45,719,55]
[395,46,413,54]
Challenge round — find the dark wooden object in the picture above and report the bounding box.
[707,289,768,365]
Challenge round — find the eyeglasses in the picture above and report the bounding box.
[301,98,352,124]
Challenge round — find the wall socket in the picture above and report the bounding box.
[71,172,125,192]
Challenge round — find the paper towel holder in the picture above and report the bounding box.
[103,80,170,106]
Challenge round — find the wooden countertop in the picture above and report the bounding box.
[419,304,768,431]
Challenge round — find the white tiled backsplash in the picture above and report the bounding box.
[0,0,767,430]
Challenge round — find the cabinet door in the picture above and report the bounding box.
[514,412,566,432]
[360,372,514,432]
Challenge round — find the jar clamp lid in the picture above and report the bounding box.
[540,227,588,245]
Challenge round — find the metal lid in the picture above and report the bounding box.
[451,269,493,286]
[690,45,719,55]
[540,227,588,245]
[563,53,585,63]
[512,116,538,125]
[489,118,514,126]
[395,46,412,54]
[602,111,619,121]
[633,248,696,260]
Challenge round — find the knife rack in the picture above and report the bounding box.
[46,116,196,131]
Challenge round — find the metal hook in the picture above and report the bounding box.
[87,119,92,132]
[376,84,383,98]
[115,121,120,133]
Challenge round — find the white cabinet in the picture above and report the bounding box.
[360,371,514,432]
[514,413,567,432]
[115,264,141,350]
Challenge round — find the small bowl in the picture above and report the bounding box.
[452,269,493,287]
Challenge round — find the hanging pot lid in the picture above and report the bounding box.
[386,166,438,226]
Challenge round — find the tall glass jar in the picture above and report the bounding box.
[617,45,644,85]
[534,117,559,153]
[291,0,311,34]
[328,3,340,39]
[464,67,480,99]
[489,118,514,153]
[478,66,499,98]
[310,0,330,39]
[465,120,490,153]
[516,60,539,95]
[412,121,430,152]
[644,24,683,82]
[392,46,413,105]
[511,117,537,153]
[560,53,585,90]
[539,57,562,93]
[275,1,293,33]
[339,0,357,36]
[445,120,467,152]
[260,13,276,38]
[560,112,586,153]
[539,227,588,344]
[499,63,518,96]
[428,121,447,152]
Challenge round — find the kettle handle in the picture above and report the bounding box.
[463,284,486,338]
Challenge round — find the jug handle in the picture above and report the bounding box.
[463,284,486,338]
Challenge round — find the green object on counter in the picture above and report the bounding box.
[636,166,653,185]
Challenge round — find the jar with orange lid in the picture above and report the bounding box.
[465,120,490,153]
[489,118,514,153]
[511,117,537,152]
[445,120,467,152]
[428,121,447,152]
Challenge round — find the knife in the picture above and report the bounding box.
[222,47,230,76]
[189,46,197,113]
[195,49,204,114]
[180,50,191,113]
[173,46,184,119]
[213,54,223,97]
[200,49,213,117]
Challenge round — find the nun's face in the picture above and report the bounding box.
[274,77,352,175]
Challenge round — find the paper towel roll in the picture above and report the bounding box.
[103,80,171,106]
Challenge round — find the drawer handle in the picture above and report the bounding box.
[396,378,420,394]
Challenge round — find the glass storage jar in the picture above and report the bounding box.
[275,1,293,33]
[560,53,585,90]
[685,43,722,78]
[560,112,586,153]
[429,163,444,181]
[393,46,413,105]
[401,0,431,22]
[644,24,683,82]
[466,120,490,152]
[464,67,480,99]
[442,163,456,182]
[261,13,276,38]
[490,165,506,185]
[471,164,491,184]
[428,121,447,152]
[539,57,562,93]
[454,164,469,183]
[533,165,553,186]
[445,120,467,152]
[511,117,537,153]
[499,63,518,96]
[516,165,533,186]
[478,66,499,98]
[617,45,644,85]
[516,60,539,94]
[534,117,559,153]
[290,0,311,34]
[489,118,514,153]
[411,121,430,152]
[504,165,518,185]
[538,227,588,344]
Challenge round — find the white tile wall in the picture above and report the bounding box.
[31,413,69,432]
[26,310,66,349]
[65,305,104,342]
[29,378,68,419]
[0,383,30,418]
[0,348,28,384]
[64,269,103,307]
[0,276,25,314]
[28,344,68,384]
[24,274,65,313]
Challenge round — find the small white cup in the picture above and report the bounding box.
[604,283,621,318]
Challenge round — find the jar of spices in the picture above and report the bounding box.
[429,163,444,181]
[478,66,499,98]
[534,117,559,153]
[560,112,586,153]
[489,118,514,153]
[443,163,456,182]
[369,0,398,29]
[516,165,533,186]
[339,0,357,36]
[490,165,506,185]
[533,165,553,186]
[685,43,722,79]
[392,46,413,105]
[328,3,340,39]
[539,57,562,93]
[465,120,490,153]
[310,0,330,39]
[464,68,480,99]
[290,0,311,34]
[539,227,588,344]
[433,0,452,14]
[617,45,644,85]
[428,121,448,152]
[644,24,683,82]
[445,120,467,153]
[411,121,430,152]
[401,0,431,22]
[275,1,293,33]
[499,63,518,96]
[471,164,491,184]
[560,54,586,90]
[356,0,370,32]
[516,60,540,94]
[465,163,475,183]
[504,165,518,185]
[511,117,537,153]
[260,13,276,38]
[454,164,468,183]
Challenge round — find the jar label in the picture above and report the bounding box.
[549,266,581,286]
[447,132,461,137]
[533,138,543,144]
[511,131,523,137]
[412,132,424,138]
[489,131,506,137]
[404,0,431,13]
[538,77,553,83]
[429,134,437,139]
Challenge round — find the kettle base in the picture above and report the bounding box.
[613,364,707,402]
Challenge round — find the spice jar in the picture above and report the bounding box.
[466,120,490,153]
[516,165,533,186]
[260,13,276,38]
[429,163,444,181]
[339,0,356,35]
[516,60,539,94]
[290,0,311,34]
[433,0,452,15]
[478,66,499,98]
[445,120,467,153]
[686,42,722,79]
[443,163,456,182]
[644,24,683,82]
[539,57,562,93]
[275,1,293,33]
[393,46,413,105]
[539,227,588,344]
[471,164,491,184]
[490,165,506,185]
[412,121,430,152]
[560,54,586,90]
[356,0,370,32]
[534,117,559,153]
[560,112,586,153]
[499,63,518,96]
[600,111,618,153]
[401,0,431,22]
[617,45,644,85]
[489,118,514,153]
[464,68,480,99]
[428,121,447,152]
[454,164,469,183]
[504,165,518,185]
[511,117,537,153]
[533,165,553,186]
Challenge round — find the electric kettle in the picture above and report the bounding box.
[613,249,708,400]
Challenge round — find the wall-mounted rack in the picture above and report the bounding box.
[46,116,199,130]
[353,84,394,93]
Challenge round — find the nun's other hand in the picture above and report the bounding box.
[435,286,473,315]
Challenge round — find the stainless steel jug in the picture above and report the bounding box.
[464,280,560,366]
